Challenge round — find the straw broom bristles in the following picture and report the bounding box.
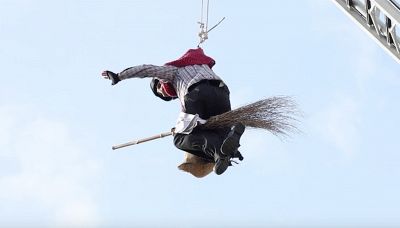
[202,96,301,137]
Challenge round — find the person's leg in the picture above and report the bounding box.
[198,84,247,173]
[173,134,211,160]
[179,82,244,174]
[173,129,223,161]
[173,85,220,160]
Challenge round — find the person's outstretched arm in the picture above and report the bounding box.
[102,64,177,85]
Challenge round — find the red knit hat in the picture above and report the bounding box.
[165,48,216,68]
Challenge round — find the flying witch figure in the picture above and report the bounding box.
[102,48,299,177]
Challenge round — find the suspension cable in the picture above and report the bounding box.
[197,0,225,47]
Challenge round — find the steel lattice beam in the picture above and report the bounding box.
[332,0,400,64]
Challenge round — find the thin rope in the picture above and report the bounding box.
[198,0,208,46]
[205,0,209,32]
[200,0,204,27]
[207,17,225,33]
[197,0,225,47]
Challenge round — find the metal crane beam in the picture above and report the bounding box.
[332,0,400,64]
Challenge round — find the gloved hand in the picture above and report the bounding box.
[101,70,120,85]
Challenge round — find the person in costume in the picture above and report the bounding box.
[102,48,245,175]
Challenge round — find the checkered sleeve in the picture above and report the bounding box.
[118,64,177,81]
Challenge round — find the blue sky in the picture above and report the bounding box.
[1,0,400,227]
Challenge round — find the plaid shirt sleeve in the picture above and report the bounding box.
[118,64,177,81]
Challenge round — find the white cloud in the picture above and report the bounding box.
[0,104,101,227]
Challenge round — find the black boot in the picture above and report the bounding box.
[214,124,245,175]
[214,150,244,175]
[220,123,245,156]
[214,154,232,175]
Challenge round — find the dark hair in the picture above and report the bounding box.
[150,78,174,101]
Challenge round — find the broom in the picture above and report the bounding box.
[112,96,300,149]
[202,96,301,137]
